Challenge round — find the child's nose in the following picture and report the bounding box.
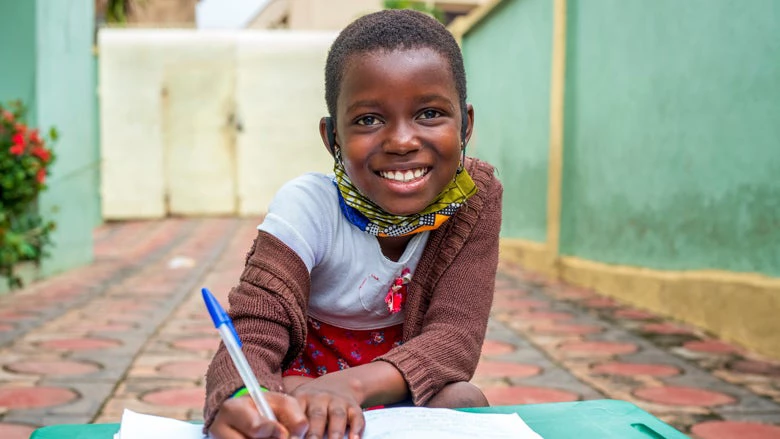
[383,121,422,155]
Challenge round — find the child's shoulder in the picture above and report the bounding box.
[268,172,338,212]
[465,157,502,192]
[277,172,337,197]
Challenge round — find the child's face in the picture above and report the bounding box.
[328,47,473,216]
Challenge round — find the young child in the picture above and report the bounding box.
[204,9,503,439]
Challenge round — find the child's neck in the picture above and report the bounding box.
[377,235,414,262]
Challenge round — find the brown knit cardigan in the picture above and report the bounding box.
[203,157,503,429]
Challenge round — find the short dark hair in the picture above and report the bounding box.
[324,9,467,119]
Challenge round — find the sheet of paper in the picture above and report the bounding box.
[114,409,208,439]
[114,407,543,439]
[362,407,543,439]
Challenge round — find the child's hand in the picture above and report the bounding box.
[291,375,366,439]
[209,391,309,439]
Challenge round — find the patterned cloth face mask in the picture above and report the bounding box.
[332,149,477,237]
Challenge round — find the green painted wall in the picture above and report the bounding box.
[35,0,99,276]
[0,0,98,279]
[462,0,551,242]
[560,0,780,276]
[0,0,37,115]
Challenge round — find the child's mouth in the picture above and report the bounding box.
[378,167,430,183]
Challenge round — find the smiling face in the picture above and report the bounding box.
[324,47,473,216]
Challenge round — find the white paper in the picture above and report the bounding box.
[362,407,543,439]
[114,409,208,439]
[114,407,542,439]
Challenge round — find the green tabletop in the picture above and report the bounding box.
[31,399,689,438]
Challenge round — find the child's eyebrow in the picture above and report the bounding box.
[414,94,457,111]
[345,100,382,114]
[345,95,456,115]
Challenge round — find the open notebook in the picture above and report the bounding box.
[114,407,543,439]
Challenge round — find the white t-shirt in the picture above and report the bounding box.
[258,173,430,330]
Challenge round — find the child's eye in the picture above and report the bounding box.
[356,115,381,126]
[418,109,443,120]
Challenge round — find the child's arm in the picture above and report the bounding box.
[204,231,311,432]
[374,160,503,405]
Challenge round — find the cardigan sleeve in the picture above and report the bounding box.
[203,230,310,431]
[374,161,503,405]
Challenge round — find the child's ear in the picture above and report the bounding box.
[463,104,475,147]
[319,117,337,157]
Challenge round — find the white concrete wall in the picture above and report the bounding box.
[99,29,336,219]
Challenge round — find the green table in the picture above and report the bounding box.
[31,399,689,438]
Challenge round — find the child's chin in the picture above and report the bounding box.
[383,204,426,217]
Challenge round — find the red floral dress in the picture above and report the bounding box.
[283,317,403,378]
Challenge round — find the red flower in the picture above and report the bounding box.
[12,133,25,146]
[36,168,46,184]
[9,143,25,155]
[31,146,51,162]
[14,123,26,134]
[2,110,13,122]
[29,129,41,144]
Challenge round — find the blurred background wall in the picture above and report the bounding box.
[0,0,100,281]
[454,0,780,358]
[98,30,336,218]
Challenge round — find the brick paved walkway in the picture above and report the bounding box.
[1,218,779,438]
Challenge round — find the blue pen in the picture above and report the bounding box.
[202,287,277,421]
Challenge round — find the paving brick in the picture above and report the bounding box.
[483,385,580,405]
[729,360,780,377]
[0,386,78,409]
[480,339,517,356]
[474,361,541,378]
[634,386,736,407]
[691,420,780,439]
[141,387,206,409]
[557,340,639,357]
[591,361,680,377]
[0,422,37,439]
[170,337,220,352]
[156,360,210,379]
[684,340,742,355]
[5,360,101,376]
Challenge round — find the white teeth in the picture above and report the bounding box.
[380,168,428,182]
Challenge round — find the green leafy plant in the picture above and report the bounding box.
[0,100,58,288]
[105,0,147,24]
[384,0,446,23]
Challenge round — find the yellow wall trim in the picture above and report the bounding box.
[501,239,780,360]
[448,0,506,43]
[546,0,567,258]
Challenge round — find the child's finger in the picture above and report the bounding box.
[208,422,247,439]
[347,405,365,439]
[218,397,288,439]
[325,404,349,439]
[270,393,309,438]
[303,396,330,439]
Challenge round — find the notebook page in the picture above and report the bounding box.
[114,407,542,439]
[362,407,542,439]
[114,409,208,439]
